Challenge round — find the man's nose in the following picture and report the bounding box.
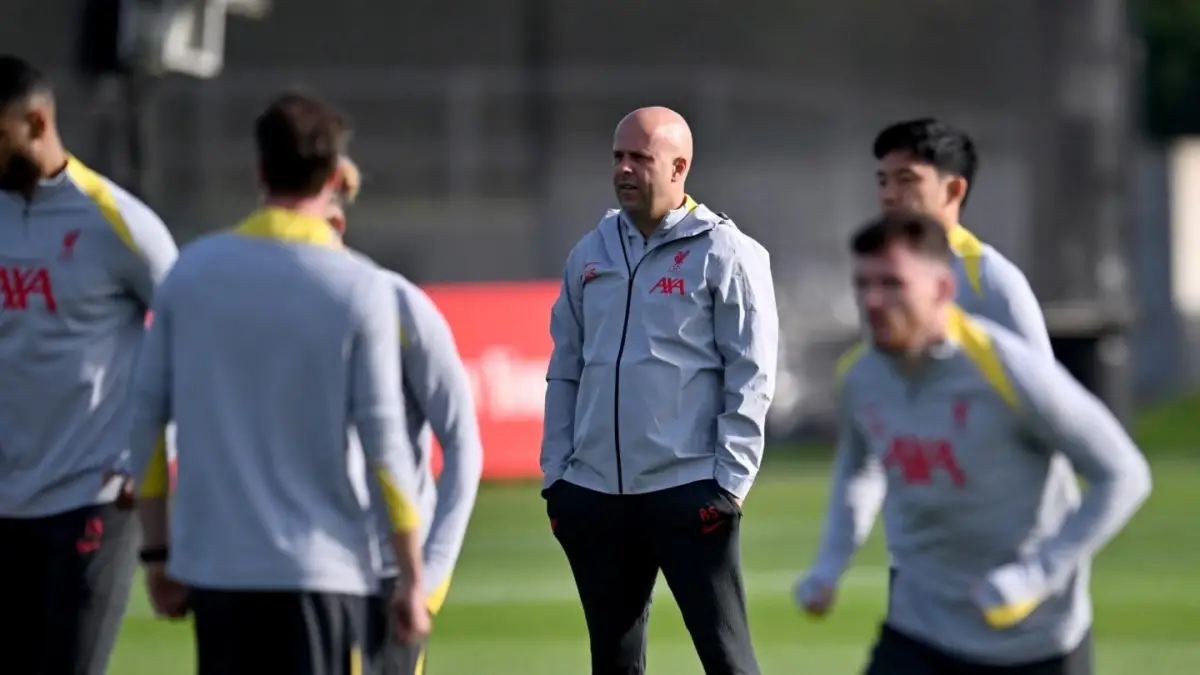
[879,188,901,209]
[859,286,886,310]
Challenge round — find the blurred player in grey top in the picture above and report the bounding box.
[0,54,178,675]
[795,212,1151,675]
[126,93,428,675]
[541,107,779,674]
[874,118,1052,355]
[328,157,484,675]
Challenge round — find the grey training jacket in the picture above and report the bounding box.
[541,201,778,500]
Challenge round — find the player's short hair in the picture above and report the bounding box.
[850,210,953,265]
[0,54,52,111]
[254,92,350,198]
[873,118,978,205]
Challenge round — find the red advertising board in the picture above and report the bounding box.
[422,281,557,480]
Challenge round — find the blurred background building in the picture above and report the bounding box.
[5,0,1199,455]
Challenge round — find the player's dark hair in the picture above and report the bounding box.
[873,118,978,207]
[850,210,953,265]
[254,92,349,198]
[0,55,52,111]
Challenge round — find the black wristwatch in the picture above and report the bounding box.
[139,546,170,564]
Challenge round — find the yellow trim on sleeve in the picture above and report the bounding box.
[946,305,1020,411]
[982,598,1039,628]
[349,647,362,675]
[137,433,171,498]
[947,224,984,297]
[64,156,139,255]
[416,649,427,675]
[375,468,420,533]
[426,574,453,615]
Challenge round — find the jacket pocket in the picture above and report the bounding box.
[714,482,743,518]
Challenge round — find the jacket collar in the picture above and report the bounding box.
[234,207,342,248]
[619,194,699,240]
[602,196,717,265]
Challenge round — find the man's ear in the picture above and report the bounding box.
[328,212,347,234]
[946,175,968,207]
[673,156,689,182]
[938,265,958,303]
[26,107,48,140]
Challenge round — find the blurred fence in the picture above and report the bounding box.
[3,0,1140,437]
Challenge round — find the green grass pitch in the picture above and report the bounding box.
[109,455,1199,674]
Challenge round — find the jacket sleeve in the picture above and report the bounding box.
[540,251,585,491]
[110,189,179,494]
[975,335,1152,627]
[981,253,1053,357]
[711,237,779,500]
[110,186,180,309]
[353,272,422,535]
[397,286,483,603]
[128,280,174,492]
[807,364,885,584]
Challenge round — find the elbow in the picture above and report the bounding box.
[1126,452,1153,506]
[464,444,485,483]
[1097,449,1153,511]
[545,359,582,384]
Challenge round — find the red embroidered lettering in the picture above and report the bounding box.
[952,398,970,432]
[925,439,966,487]
[76,516,104,555]
[650,277,685,295]
[883,435,965,486]
[884,436,932,483]
[0,266,57,312]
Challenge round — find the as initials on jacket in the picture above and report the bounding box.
[580,242,713,343]
[0,265,56,312]
[0,221,130,320]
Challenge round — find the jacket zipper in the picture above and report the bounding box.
[611,226,710,495]
[613,235,639,494]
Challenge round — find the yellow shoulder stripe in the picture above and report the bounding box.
[65,157,139,255]
[946,305,1020,411]
[834,342,866,387]
[947,225,984,297]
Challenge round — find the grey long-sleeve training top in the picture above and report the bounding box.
[0,156,177,517]
[948,224,1051,356]
[127,207,421,595]
[808,306,1151,665]
[369,269,483,608]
